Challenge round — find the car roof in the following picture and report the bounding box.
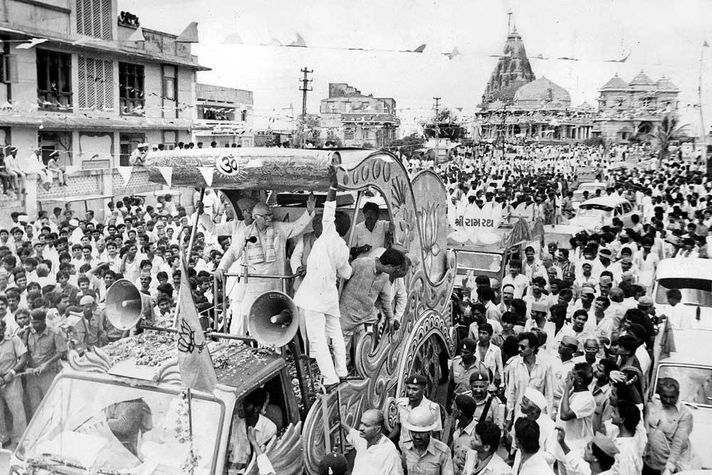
[656,258,712,281]
[577,182,606,189]
[580,196,631,207]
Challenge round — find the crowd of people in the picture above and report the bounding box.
[0,146,67,195]
[0,141,709,474]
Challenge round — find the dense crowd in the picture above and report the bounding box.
[0,141,710,475]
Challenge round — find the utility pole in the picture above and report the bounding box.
[433,97,441,162]
[299,67,313,148]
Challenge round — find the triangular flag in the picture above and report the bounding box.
[157,166,172,187]
[443,48,460,60]
[704,40,710,48]
[17,38,47,50]
[223,33,243,44]
[128,27,145,42]
[176,22,199,43]
[177,256,217,393]
[198,167,214,186]
[288,33,306,47]
[412,43,426,53]
[117,166,133,185]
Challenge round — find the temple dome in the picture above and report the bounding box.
[629,70,655,86]
[601,74,629,91]
[513,76,571,108]
[655,75,679,91]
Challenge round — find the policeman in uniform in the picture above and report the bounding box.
[401,405,455,475]
[447,338,489,408]
[469,369,505,429]
[391,374,443,451]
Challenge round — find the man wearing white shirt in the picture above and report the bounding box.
[342,410,403,475]
[293,171,351,388]
[351,201,392,257]
[502,260,529,299]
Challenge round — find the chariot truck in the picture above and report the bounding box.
[10,148,456,475]
[447,199,543,293]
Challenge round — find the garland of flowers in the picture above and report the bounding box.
[174,389,201,474]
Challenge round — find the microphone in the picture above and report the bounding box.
[245,236,257,244]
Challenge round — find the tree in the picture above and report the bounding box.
[390,134,425,158]
[654,114,688,167]
[422,108,466,140]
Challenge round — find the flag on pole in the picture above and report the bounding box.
[177,256,217,393]
[704,40,709,47]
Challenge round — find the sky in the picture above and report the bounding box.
[122,0,712,136]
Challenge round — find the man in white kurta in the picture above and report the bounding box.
[216,197,315,335]
[293,187,352,386]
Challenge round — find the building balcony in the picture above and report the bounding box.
[193,119,250,135]
[37,90,73,112]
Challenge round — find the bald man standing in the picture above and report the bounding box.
[341,409,403,475]
[216,195,316,335]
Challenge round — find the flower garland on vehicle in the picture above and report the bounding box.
[174,389,201,474]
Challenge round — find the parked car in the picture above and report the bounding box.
[651,258,712,470]
[572,182,607,210]
[653,258,712,332]
[651,333,712,470]
[568,196,635,232]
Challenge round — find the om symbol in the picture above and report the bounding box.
[215,153,240,176]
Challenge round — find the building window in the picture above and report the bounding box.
[76,0,113,40]
[37,49,72,111]
[201,106,232,121]
[162,65,177,101]
[241,109,247,121]
[119,62,145,115]
[1,39,17,84]
[39,131,72,166]
[616,98,624,108]
[78,56,113,110]
[344,128,354,140]
[120,133,145,166]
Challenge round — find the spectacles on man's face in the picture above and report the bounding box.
[254,213,273,220]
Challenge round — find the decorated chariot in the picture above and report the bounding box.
[10,148,456,474]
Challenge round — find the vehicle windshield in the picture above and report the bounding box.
[654,277,712,306]
[457,251,503,272]
[16,376,222,474]
[656,365,712,407]
[576,205,612,218]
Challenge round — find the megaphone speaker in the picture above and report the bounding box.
[105,279,153,330]
[248,291,299,347]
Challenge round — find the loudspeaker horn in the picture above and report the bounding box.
[248,291,299,347]
[105,279,153,330]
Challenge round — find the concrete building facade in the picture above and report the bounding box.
[192,83,254,147]
[0,0,208,217]
[593,71,680,142]
[319,82,399,148]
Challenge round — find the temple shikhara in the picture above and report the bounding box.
[474,19,679,144]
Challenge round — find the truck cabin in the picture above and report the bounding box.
[12,337,299,475]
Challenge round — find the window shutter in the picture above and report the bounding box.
[2,54,18,83]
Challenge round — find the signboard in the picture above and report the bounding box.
[448,202,505,245]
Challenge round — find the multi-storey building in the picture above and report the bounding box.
[0,0,208,219]
[593,71,679,142]
[192,83,254,147]
[319,83,399,148]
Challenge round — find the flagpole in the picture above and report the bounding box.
[173,188,206,328]
[698,43,707,163]
[186,387,195,475]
